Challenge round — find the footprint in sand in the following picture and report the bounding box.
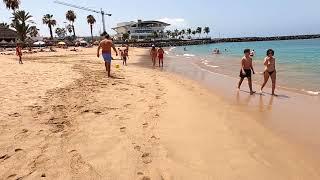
[0,154,10,160]
[134,145,141,151]
[7,174,17,178]
[8,112,21,117]
[141,153,152,164]
[94,111,102,115]
[14,129,30,140]
[120,127,126,133]
[142,123,148,128]
[142,176,151,180]
[14,148,23,152]
[41,173,46,177]
[82,109,90,113]
[137,172,144,176]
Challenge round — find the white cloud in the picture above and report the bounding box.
[157,17,189,30]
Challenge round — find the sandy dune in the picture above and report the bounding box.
[0,48,319,180]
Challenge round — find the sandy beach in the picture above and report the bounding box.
[0,47,320,180]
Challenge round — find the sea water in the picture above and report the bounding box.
[171,39,320,95]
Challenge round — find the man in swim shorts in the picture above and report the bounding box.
[97,34,118,77]
[238,49,256,95]
[157,47,164,67]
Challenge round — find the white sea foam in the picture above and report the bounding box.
[200,59,219,68]
[183,54,195,57]
[168,47,176,51]
[304,90,320,95]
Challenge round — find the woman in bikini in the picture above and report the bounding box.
[261,49,277,96]
[150,45,157,67]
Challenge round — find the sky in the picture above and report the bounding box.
[1,0,320,38]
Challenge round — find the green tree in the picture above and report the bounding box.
[42,14,56,39]
[153,31,159,39]
[0,22,10,28]
[11,10,34,42]
[166,30,171,39]
[191,30,196,38]
[86,15,96,43]
[3,0,20,11]
[187,28,192,35]
[204,27,210,38]
[29,26,39,37]
[66,24,73,35]
[196,27,202,38]
[66,10,76,37]
[55,27,66,39]
[122,33,129,40]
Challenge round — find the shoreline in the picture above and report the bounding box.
[0,47,319,179]
[163,50,320,158]
[166,47,320,96]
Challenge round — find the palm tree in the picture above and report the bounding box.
[196,27,202,38]
[29,26,39,37]
[66,10,76,37]
[204,27,210,38]
[187,28,192,35]
[187,28,192,39]
[86,15,96,43]
[0,22,10,28]
[191,30,196,38]
[181,29,185,36]
[153,31,159,39]
[66,24,73,35]
[122,33,129,41]
[3,0,20,11]
[42,14,56,39]
[166,30,171,39]
[55,27,66,38]
[11,10,34,42]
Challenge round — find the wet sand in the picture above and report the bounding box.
[0,47,319,179]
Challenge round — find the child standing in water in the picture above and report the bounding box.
[238,49,256,95]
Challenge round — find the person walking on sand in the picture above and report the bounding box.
[158,47,164,67]
[150,45,157,67]
[238,49,256,95]
[16,43,23,64]
[97,34,118,77]
[261,49,277,96]
[122,49,129,66]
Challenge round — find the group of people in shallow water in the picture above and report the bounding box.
[150,45,165,68]
[238,48,277,96]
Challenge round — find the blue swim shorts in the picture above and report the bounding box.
[102,53,112,63]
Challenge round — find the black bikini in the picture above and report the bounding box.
[268,71,275,76]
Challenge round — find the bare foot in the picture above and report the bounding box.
[250,91,256,95]
[272,93,278,96]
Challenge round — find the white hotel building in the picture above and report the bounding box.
[112,20,170,40]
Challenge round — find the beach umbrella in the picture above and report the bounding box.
[33,41,45,45]
[80,40,87,44]
[9,40,16,44]
[0,40,8,44]
[58,41,66,45]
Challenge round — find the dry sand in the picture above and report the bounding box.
[0,47,319,180]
